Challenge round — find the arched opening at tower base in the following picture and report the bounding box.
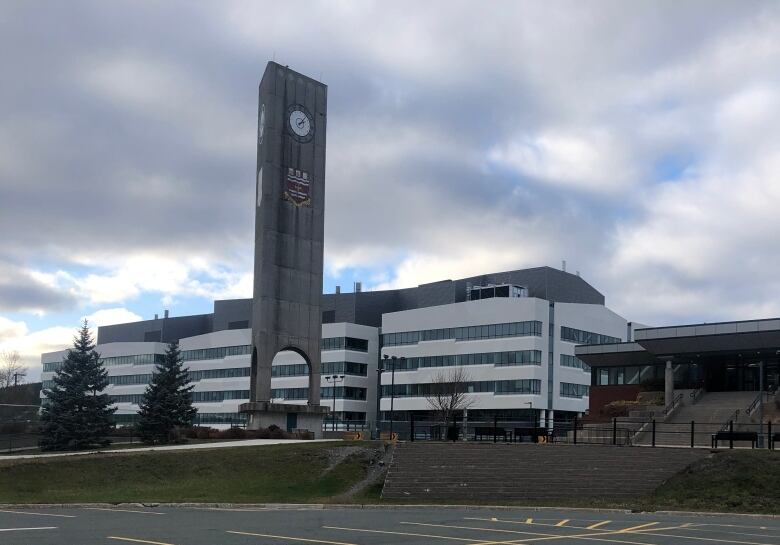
[240,347,328,438]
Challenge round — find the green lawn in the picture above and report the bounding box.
[647,449,780,514]
[0,441,380,504]
[1,442,777,514]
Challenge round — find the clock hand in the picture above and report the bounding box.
[296,117,305,128]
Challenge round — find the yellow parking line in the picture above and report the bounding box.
[618,522,658,533]
[526,518,533,524]
[108,538,175,545]
[586,521,611,530]
[323,526,491,542]
[555,520,569,527]
[0,509,75,518]
[228,530,359,545]
[401,521,657,545]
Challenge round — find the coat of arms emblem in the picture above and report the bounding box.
[283,167,311,207]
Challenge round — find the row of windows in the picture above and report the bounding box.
[271,361,369,377]
[560,382,590,398]
[191,390,250,403]
[189,367,251,381]
[382,379,542,398]
[77,367,252,388]
[44,347,250,373]
[110,390,251,404]
[383,321,543,346]
[113,413,248,425]
[271,387,309,400]
[180,345,252,361]
[321,337,369,352]
[321,386,367,400]
[42,353,166,372]
[560,327,621,345]
[592,363,705,389]
[560,354,590,371]
[321,361,368,376]
[387,350,543,371]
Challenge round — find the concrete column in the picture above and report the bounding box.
[665,360,674,406]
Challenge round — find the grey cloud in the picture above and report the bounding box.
[0,262,77,312]
[1,1,780,326]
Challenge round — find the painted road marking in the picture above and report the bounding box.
[586,521,611,530]
[0,509,75,518]
[526,518,533,524]
[401,521,660,545]
[616,530,777,545]
[619,522,658,533]
[108,538,176,545]
[0,527,57,532]
[555,520,570,527]
[84,507,165,515]
[228,530,359,545]
[323,525,496,543]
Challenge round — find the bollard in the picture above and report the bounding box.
[729,420,734,449]
[652,419,656,447]
[768,421,773,451]
[691,420,695,449]
[493,414,498,443]
[410,412,415,442]
[612,418,617,446]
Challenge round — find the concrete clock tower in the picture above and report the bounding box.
[240,62,328,435]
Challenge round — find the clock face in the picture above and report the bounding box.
[258,104,265,144]
[287,104,314,142]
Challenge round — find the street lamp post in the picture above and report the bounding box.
[390,356,397,439]
[325,374,345,432]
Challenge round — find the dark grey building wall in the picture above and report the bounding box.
[97,314,213,344]
[97,266,605,342]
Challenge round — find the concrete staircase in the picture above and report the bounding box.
[633,391,758,447]
[381,442,706,501]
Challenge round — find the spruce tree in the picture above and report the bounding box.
[39,320,116,450]
[137,341,197,444]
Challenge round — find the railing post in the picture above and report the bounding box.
[652,419,656,447]
[691,420,695,449]
[729,420,734,449]
[768,420,772,451]
[410,412,415,442]
[573,415,578,445]
[612,418,617,446]
[493,414,497,443]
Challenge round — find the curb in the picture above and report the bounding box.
[0,503,776,518]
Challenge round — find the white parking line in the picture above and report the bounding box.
[84,507,165,515]
[0,509,75,518]
[0,527,57,532]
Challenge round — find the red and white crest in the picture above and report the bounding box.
[283,167,311,207]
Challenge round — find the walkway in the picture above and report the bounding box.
[0,438,339,461]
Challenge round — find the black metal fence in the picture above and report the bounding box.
[377,416,778,449]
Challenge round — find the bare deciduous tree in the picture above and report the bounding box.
[425,367,474,425]
[0,350,27,388]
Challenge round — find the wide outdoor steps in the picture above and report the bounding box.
[382,442,706,501]
[634,391,759,447]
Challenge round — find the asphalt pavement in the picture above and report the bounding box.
[0,505,777,545]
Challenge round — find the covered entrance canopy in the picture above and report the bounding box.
[576,318,780,392]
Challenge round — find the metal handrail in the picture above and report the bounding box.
[719,409,740,432]
[746,392,762,416]
[663,392,684,417]
[690,387,705,404]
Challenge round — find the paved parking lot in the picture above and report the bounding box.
[0,505,777,545]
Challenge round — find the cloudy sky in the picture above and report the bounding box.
[2,1,780,380]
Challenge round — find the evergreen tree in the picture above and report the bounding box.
[39,320,116,451]
[137,341,197,444]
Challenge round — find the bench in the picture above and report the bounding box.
[711,431,758,448]
[473,427,509,442]
[514,427,548,443]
